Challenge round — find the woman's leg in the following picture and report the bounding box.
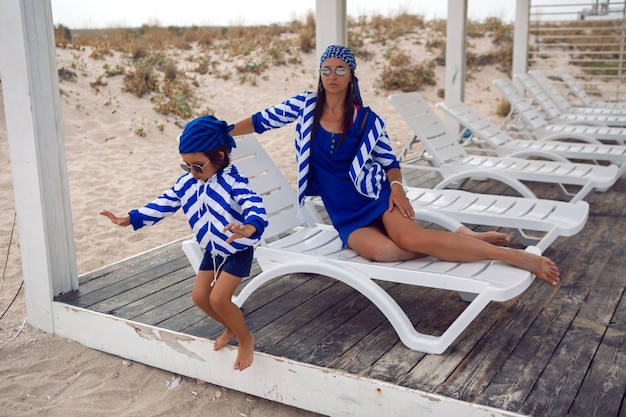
[209,273,254,371]
[380,209,559,286]
[454,225,510,246]
[347,222,421,262]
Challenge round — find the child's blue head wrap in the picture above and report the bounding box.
[178,115,236,154]
[319,45,362,105]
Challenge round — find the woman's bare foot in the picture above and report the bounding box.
[455,226,510,246]
[512,249,560,286]
[234,333,254,371]
[214,329,235,351]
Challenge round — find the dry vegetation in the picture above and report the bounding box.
[54,12,515,120]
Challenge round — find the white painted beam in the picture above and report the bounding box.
[52,302,528,417]
[0,0,77,332]
[316,0,347,58]
[444,0,468,132]
[513,0,531,83]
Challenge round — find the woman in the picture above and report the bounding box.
[230,45,559,286]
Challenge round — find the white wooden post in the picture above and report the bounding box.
[315,0,347,59]
[0,0,78,332]
[513,0,531,83]
[444,0,468,132]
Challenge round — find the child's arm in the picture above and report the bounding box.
[100,210,131,227]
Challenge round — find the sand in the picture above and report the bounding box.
[0,24,507,416]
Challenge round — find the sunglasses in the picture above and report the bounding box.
[180,160,210,174]
[320,66,348,76]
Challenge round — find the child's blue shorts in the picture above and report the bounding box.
[199,246,254,278]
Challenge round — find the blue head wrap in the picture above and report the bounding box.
[178,115,236,154]
[319,45,356,71]
[319,45,362,105]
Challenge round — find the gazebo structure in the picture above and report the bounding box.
[1,1,588,416]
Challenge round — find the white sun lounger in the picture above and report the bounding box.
[181,134,588,354]
[494,77,626,146]
[436,100,626,177]
[555,68,626,110]
[528,69,626,116]
[515,73,626,127]
[389,92,619,204]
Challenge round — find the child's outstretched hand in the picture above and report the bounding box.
[100,210,131,227]
[223,223,257,243]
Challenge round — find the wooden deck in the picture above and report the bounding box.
[56,171,626,417]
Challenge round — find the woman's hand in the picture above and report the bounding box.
[224,223,257,243]
[388,183,414,219]
[100,210,131,227]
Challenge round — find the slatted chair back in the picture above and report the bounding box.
[388,92,468,166]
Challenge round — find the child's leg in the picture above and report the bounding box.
[210,272,254,371]
[191,270,231,331]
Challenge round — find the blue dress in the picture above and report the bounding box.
[308,123,392,245]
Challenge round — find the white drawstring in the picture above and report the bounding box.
[210,253,227,287]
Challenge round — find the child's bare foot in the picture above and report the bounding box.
[234,334,254,371]
[513,249,560,286]
[455,226,510,246]
[214,329,235,351]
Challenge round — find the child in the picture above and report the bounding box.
[100,115,268,371]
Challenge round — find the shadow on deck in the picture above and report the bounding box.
[56,172,626,417]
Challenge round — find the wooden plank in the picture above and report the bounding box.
[329,283,437,374]
[518,214,624,417]
[568,270,626,417]
[444,211,616,406]
[398,293,505,390]
[245,277,350,351]
[77,240,188,284]
[87,268,195,314]
[472,256,589,411]
[57,248,187,302]
[182,273,329,340]
[471,210,604,410]
[61,256,191,307]
[130,292,197,326]
[292,299,389,367]
[163,273,324,337]
[110,276,196,319]
[264,282,387,361]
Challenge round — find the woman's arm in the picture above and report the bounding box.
[230,117,255,137]
[386,168,414,220]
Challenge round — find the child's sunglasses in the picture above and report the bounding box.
[180,160,210,174]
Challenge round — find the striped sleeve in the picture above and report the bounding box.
[371,121,400,171]
[251,93,308,133]
[128,185,182,230]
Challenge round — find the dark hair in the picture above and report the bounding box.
[311,70,356,145]
[203,145,230,171]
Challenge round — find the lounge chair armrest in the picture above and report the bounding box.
[182,239,203,274]
[412,208,463,232]
[432,170,538,199]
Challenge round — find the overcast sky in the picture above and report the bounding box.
[50,0,520,28]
